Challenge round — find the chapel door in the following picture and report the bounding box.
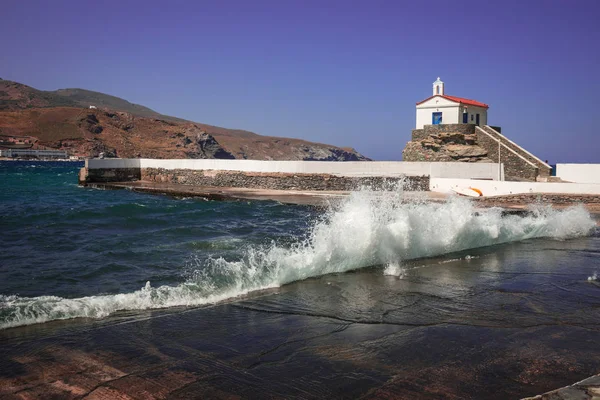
[432,112,442,125]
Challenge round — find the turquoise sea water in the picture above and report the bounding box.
[0,161,316,325]
[3,161,600,399]
[0,161,597,330]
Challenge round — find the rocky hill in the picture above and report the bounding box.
[0,79,369,161]
[403,131,493,163]
[0,80,187,122]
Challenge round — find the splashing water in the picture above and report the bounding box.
[589,272,598,282]
[0,187,596,329]
[383,262,405,277]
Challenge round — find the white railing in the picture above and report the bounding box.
[483,126,551,169]
[476,126,538,171]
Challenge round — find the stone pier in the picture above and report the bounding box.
[79,158,504,194]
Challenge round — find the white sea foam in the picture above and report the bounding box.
[1,187,596,329]
[589,272,598,282]
[383,262,405,277]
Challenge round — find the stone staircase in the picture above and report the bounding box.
[480,126,551,179]
[403,124,552,182]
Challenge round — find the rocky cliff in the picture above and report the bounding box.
[0,80,369,161]
[403,127,493,163]
[403,123,550,181]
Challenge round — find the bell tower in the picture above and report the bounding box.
[433,77,444,96]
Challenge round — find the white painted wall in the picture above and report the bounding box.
[556,164,600,184]
[416,96,488,129]
[416,106,460,129]
[416,96,460,129]
[87,159,504,180]
[431,178,600,196]
[86,158,141,169]
[463,105,488,126]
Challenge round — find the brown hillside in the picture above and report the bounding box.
[0,107,369,160]
[0,79,369,161]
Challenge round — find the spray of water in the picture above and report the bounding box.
[383,262,404,277]
[0,187,596,329]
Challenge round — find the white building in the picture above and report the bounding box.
[415,78,488,129]
[0,149,68,158]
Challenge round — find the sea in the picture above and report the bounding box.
[1,160,600,398]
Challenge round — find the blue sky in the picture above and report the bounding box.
[2,0,599,161]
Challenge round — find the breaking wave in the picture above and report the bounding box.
[1,188,596,329]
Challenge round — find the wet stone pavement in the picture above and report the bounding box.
[1,235,600,399]
[523,375,600,399]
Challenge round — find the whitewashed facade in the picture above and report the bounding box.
[415,78,488,129]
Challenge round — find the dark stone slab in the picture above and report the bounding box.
[1,237,600,399]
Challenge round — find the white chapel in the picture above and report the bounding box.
[415,78,488,129]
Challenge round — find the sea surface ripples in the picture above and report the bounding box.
[0,161,597,329]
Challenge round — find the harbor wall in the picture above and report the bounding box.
[85,159,503,179]
[430,178,600,196]
[81,159,600,198]
[556,164,600,184]
[83,159,505,192]
[140,168,429,192]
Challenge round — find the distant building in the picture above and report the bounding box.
[415,77,488,129]
[89,105,97,109]
[0,149,68,159]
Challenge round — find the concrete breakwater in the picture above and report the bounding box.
[83,166,428,192]
[79,159,600,210]
[80,159,504,193]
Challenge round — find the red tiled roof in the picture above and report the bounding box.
[416,95,489,109]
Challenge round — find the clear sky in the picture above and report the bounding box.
[1,0,599,162]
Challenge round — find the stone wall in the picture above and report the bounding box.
[403,123,549,182]
[411,124,478,143]
[423,124,476,135]
[403,124,492,164]
[87,158,502,180]
[474,129,538,181]
[475,193,600,206]
[480,126,550,179]
[140,168,430,191]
